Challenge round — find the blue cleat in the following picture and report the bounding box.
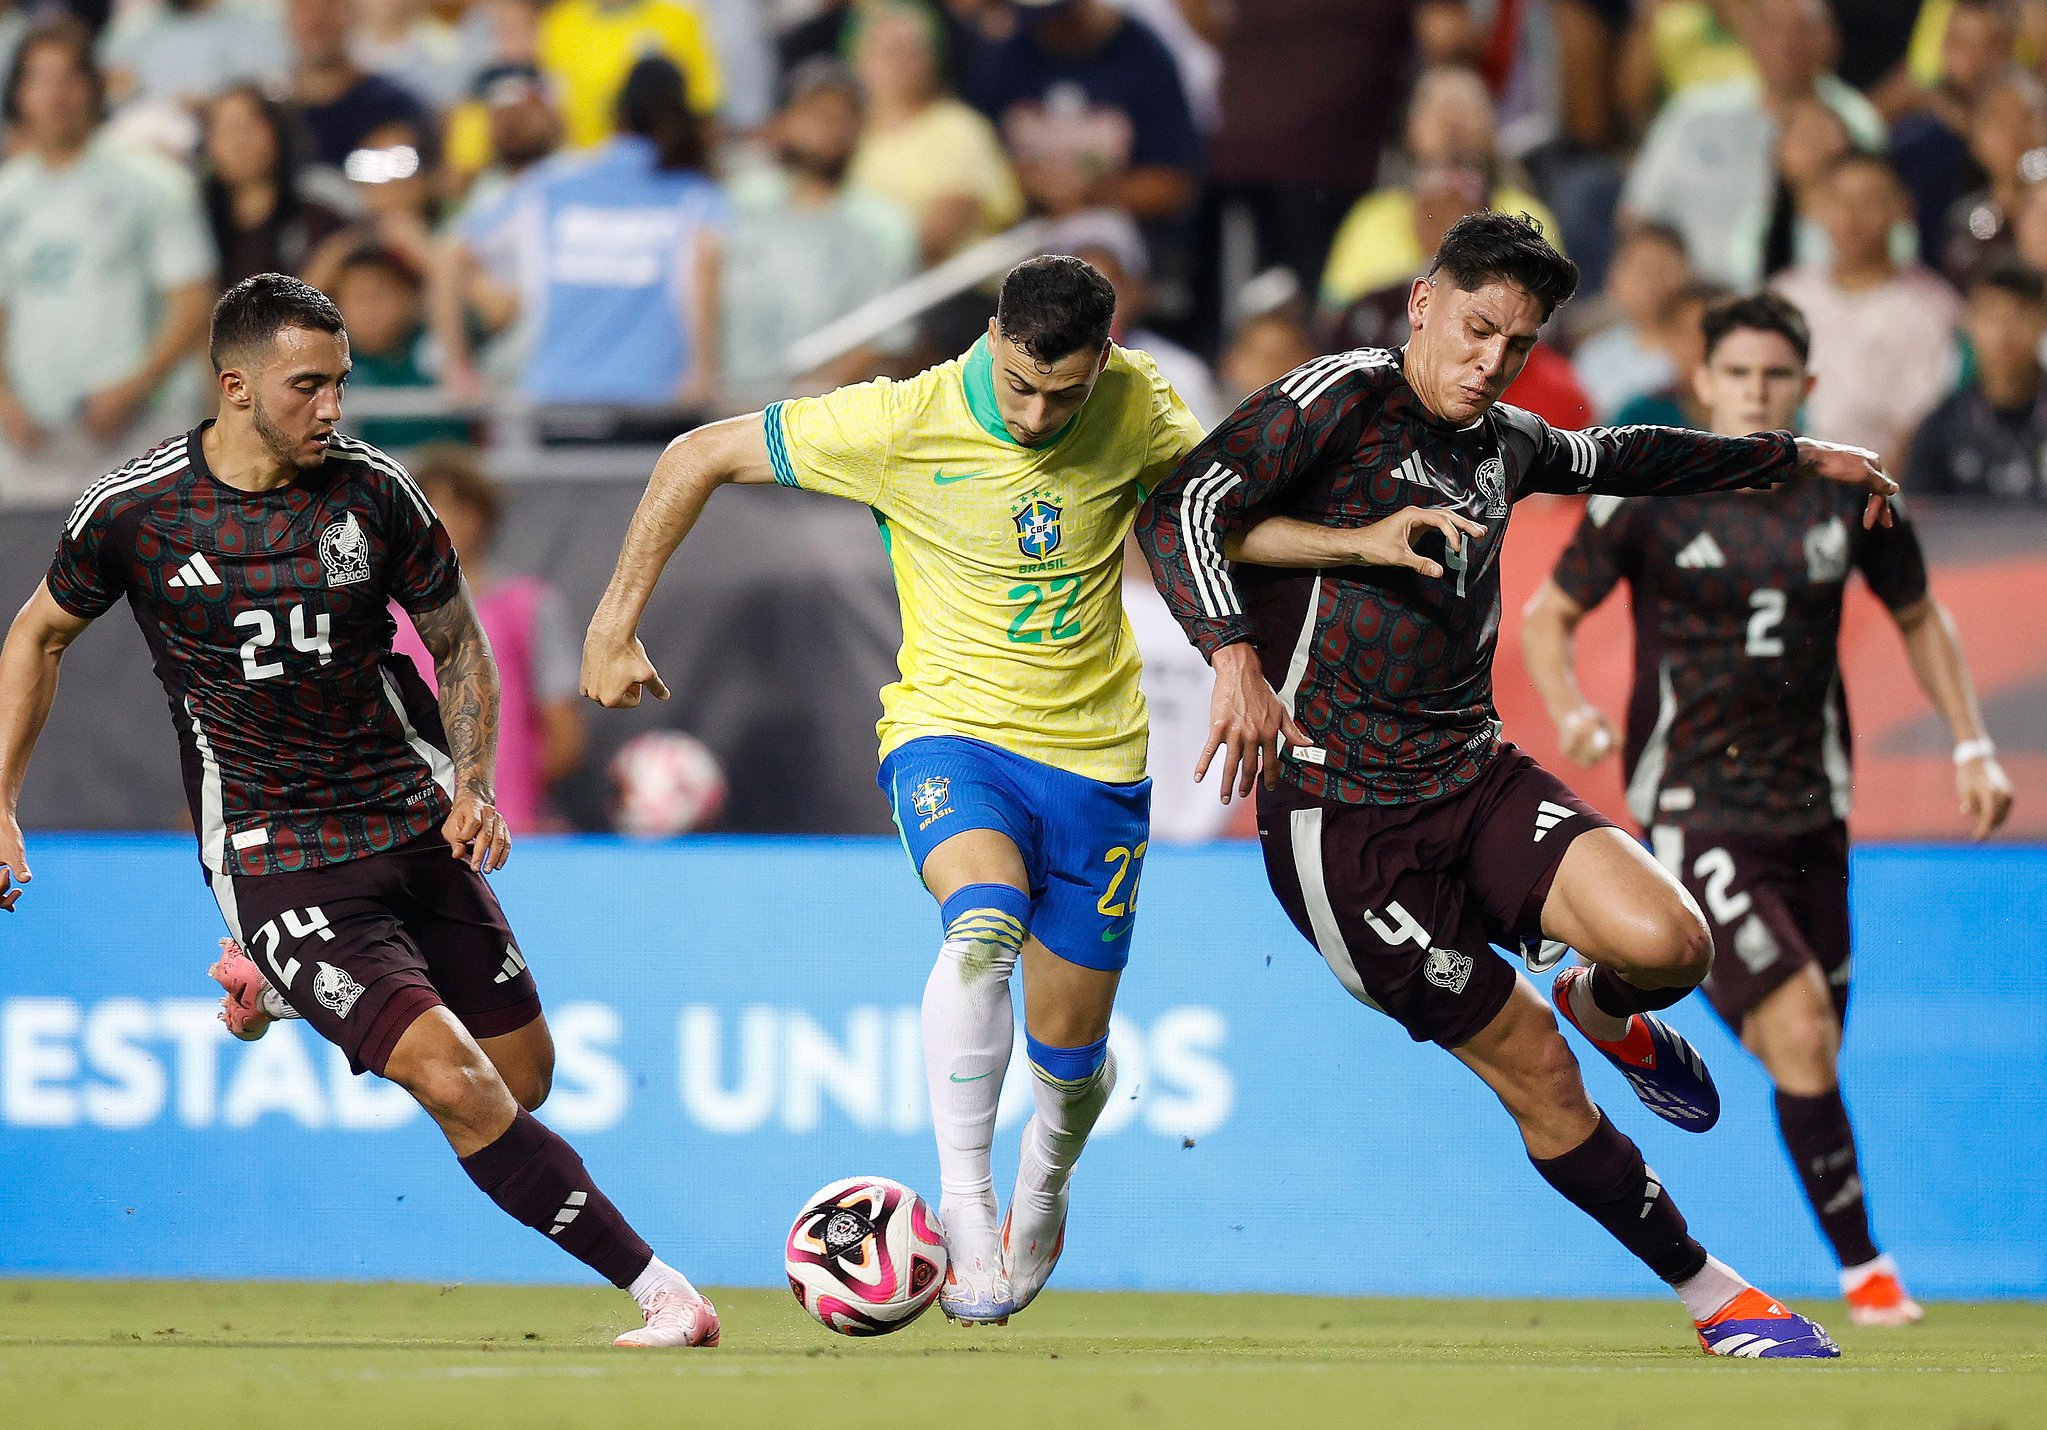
[1696,1288,1841,1358]
[1552,966,1720,1132]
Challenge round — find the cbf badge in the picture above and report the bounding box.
[911,775,952,830]
[1013,496,1063,559]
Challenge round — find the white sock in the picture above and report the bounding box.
[1567,969,1632,1042]
[1840,1252,1896,1293]
[1674,1254,1750,1322]
[628,1255,698,1311]
[921,927,1019,1242]
[259,987,300,1020]
[1014,1049,1117,1214]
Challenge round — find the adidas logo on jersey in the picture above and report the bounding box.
[165,552,223,590]
[1674,533,1727,569]
[1533,800,1575,843]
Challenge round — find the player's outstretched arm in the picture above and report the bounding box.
[1520,580,1616,767]
[1224,507,1486,577]
[1790,437,1901,529]
[583,415,777,709]
[1890,594,2014,840]
[0,584,93,911]
[413,582,510,874]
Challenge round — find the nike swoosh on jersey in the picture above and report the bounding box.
[932,469,988,485]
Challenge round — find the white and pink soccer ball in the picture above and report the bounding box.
[608,730,727,836]
[785,1176,948,1336]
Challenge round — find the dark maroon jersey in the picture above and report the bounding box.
[1550,479,1928,837]
[1136,347,1800,807]
[45,426,463,877]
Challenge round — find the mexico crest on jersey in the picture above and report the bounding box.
[1804,515,1849,583]
[320,512,371,587]
[1014,498,1062,560]
[1474,457,1509,518]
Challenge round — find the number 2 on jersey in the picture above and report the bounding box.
[1007,576,1083,644]
[1746,589,1785,657]
[235,604,334,681]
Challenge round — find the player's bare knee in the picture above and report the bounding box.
[508,1062,553,1111]
[1633,896,1713,988]
[397,1052,503,1124]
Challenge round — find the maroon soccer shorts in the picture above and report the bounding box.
[210,837,542,1075]
[1647,821,1852,1031]
[1257,744,1619,1048]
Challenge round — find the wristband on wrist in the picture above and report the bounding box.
[1954,737,1997,765]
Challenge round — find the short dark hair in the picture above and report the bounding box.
[3,17,104,126]
[209,273,346,372]
[1702,291,1812,365]
[1427,211,1580,319]
[1971,262,2047,305]
[996,255,1117,364]
[410,443,502,543]
[333,245,422,291]
[618,55,707,172]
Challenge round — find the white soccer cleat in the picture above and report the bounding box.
[1843,1255,1925,1327]
[938,1216,1013,1326]
[614,1286,720,1348]
[1001,1189,1067,1316]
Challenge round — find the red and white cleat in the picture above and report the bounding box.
[615,1287,720,1348]
[1843,1256,1925,1327]
[209,939,276,1042]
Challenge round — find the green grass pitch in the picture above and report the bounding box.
[3,1282,2042,1429]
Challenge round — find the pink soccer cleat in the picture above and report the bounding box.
[209,938,277,1042]
[614,1287,720,1348]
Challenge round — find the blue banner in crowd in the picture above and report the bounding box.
[2,836,2043,1299]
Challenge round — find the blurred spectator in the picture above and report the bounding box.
[446,56,729,407]
[448,61,562,211]
[1319,66,1560,315]
[1759,93,1855,279]
[1891,0,2017,265]
[1571,222,1692,421]
[0,19,215,507]
[443,0,548,190]
[200,83,349,290]
[1501,343,1594,429]
[779,0,979,91]
[847,1,1022,263]
[1775,153,1962,467]
[1609,280,1730,428]
[1218,308,1315,405]
[392,446,587,831]
[1941,70,2047,287]
[537,0,722,149]
[2012,172,2047,270]
[1052,207,1221,424]
[964,0,1201,223]
[300,119,441,295]
[694,0,777,132]
[98,0,288,110]
[1621,0,1884,288]
[329,247,469,450]
[352,0,467,111]
[724,59,916,394]
[1618,0,1753,131]
[286,0,434,168]
[1909,264,2047,502]
[1205,0,1462,325]
[1122,0,1224,133]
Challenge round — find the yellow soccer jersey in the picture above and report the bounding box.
[764,336,1207,782]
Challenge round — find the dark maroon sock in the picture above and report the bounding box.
[458,1108,653,1288]
[1774,1088,1879,1268]
[1532,1112,1709,1285]
[1590,963,1693,1016]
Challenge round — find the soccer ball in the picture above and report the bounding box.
[785,1176,948,1336]
[608,730,727,836]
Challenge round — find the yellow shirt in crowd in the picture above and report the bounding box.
[539,0,723,149]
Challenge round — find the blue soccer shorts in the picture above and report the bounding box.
[880,735,1151,971]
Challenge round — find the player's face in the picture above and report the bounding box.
[1695,328,1812,437]
[243,326,351,471]
[986,322,1109,447]
[1404,276,1543,426]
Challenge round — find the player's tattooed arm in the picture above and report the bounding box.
[412,582,509,872]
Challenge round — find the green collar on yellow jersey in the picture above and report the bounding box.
[962,335,1081,450]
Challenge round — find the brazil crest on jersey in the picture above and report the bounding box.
[45,426,462,878]
[764,336,1207,782]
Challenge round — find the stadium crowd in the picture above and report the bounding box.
[3,0,2047,507]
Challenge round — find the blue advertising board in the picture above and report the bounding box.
[1,836,2042,1299]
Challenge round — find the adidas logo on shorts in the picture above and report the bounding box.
[494,942,529,984]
